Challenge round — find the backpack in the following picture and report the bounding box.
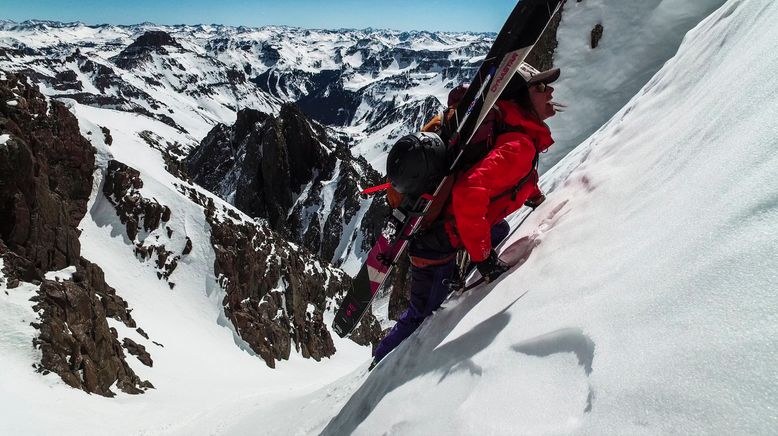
[383,97,505,229]
[365,86,537,230]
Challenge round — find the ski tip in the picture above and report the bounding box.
[332,321,350,338]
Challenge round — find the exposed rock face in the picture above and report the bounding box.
[0,72,152,396]
[123,338,154,367]
[103,160,170,241]
[53,69,82,91]
[591,24,604,49]
[103,159,182,284]
[112,31,183,70]
[0,78,92,274]
[179,185,381,367]
[186,103,389,267]
[31,277,153,396]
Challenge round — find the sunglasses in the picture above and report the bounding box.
[533,82,552,92]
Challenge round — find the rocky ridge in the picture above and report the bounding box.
[0,72,152,396]
[187,104,391,268]
[177,185,381,367]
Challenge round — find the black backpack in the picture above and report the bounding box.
[383,104,516,229]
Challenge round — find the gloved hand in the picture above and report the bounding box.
[524,193,546,209]
[474,250,510,283]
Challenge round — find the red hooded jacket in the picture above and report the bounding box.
[443,100,554,262]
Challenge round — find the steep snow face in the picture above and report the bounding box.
[233,0,776,434]
[544,0,727,172]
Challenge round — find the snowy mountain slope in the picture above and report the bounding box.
[219,0,777,433]
[0,82,379,434]
[0,24,279,143]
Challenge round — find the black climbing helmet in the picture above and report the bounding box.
[386,132,449,196]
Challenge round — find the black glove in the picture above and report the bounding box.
[474,250,510,283]
[524,193,546,209]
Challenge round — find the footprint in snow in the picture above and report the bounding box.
[512,327,596,413]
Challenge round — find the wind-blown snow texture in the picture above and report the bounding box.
[1,0,776,434]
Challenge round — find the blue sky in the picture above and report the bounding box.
[1,0,519,32]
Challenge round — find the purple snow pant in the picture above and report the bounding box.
[373,220,510,363]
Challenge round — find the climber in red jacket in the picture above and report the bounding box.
[372,65,561,368]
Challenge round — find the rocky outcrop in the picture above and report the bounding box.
[123,338,154,367]
[525,6,563,72]
[103,159,182,285]
[103,160,170,240]
[112,31,183,70]
[31,275,154,396]
[179,185,381,367]
[0,71,152,396]
[186,104,388,267]
[591,24,604,49]
[53,69,82,91]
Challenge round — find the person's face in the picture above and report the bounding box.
[529,82,556,120]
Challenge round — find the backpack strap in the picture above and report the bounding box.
[490,119,540,202]
[509,150,539,201]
